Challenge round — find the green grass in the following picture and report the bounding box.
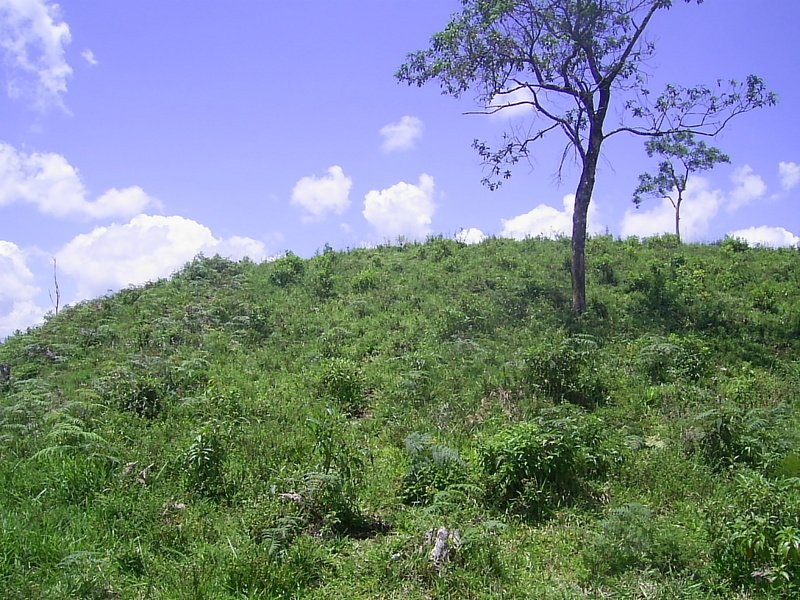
[1,235,800,598]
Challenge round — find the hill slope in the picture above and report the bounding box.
[1,235,800,599]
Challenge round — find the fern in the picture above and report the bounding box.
[32,418,109,460]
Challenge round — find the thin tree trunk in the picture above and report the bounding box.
[675,195,682,242]
[571,135,602,316]
[572,193,590,316]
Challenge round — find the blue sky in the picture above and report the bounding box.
[1,0,798,337]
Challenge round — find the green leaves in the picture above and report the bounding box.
[184,427,226,497]
[402,432,470,506]
[711,473,800,596]
[477,408,616,518]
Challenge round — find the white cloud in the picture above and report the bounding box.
[501,194,603,240]
[0,240,46,338]
[456,227,486,244]
[363,174,436,241]
[0,142,161,218]
[290,165,352,222]
[488,87,534,119]
[56,214,267,300]
[728,164,767,211]
[379,115,424,152]
[0,0,72,111]
[727,226,800,248]
[81,48,97,66]
[90,186,160,219]
[779,161,800,191]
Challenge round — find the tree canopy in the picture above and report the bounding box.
[398,0,776,314]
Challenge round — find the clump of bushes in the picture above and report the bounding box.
[477,407,618,519]
[317,357,367,416]
[583,502,697,576]
[522,334,610,407]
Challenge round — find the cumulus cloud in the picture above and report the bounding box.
[0,142,161,218]
[56,214,267,300]
[0,0,72,111]
[456,227,486,244]
[727,226,800,248]
[0,240,46,338]
[363,174,436,241]
[290,165,352,222]
[379,116,424,152]
[779,161,800,191]
[728,165,767,211]
[81,48,97,66]
[501,194,603,240]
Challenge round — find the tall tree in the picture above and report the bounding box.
[397,0,776,315]
[633,131,730,241]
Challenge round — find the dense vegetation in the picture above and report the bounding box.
[1,234,799,599]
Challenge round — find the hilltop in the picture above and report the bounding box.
[1,234,799,599]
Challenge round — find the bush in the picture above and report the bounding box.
[710,473,800,597]
[401,432,471,506]
[317,357,366,416]
[633,334,709,384]
[583,503,693,576]
[102,367,163,419]
[523,334,610,407]
[477,408,617,519]
[184,428,226,498]
[270,252,305,286]
[685,402,790,471]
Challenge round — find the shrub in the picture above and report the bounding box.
[523,334,610,407]
[477,408,617,519]
[351,268,381,292]
[594,253,617,285]
[583,503,693,576]
[710,473,800,597]
[270,252,305,286]
[633,334,709,384]
[721,235,750,253]
[317,357,366,416]
[184,428,226,498]
[102,368,163,419]
[685,402,790,471]
[401,432,471,506]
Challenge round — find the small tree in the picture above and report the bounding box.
[397,0,777,315]
[633,132,730,241]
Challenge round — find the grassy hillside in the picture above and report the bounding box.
[1,234,800,599]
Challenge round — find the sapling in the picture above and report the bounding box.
[633,132,730,242]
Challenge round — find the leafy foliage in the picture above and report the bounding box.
[402,432,471,506]
[523,334,610,407]
[184,427,226,498]
[477,408,617,518]
[711,473,800,597]
[584,502,696,576]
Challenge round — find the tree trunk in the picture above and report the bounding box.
[675,194,682,242]
[571,137,602,316]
